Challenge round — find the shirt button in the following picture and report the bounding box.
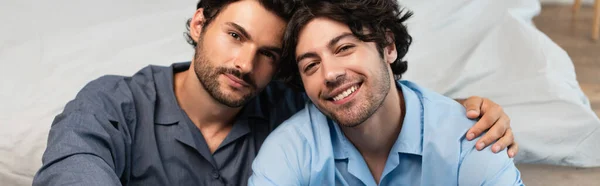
[212,170,221,179]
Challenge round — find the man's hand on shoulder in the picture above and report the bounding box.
[456,96,519,158]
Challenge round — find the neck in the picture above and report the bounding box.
[342,81,405,158]
[174,68,242,130]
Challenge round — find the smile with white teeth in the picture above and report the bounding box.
[332,85,359,101]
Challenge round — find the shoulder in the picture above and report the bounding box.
[68,75,132,113]
[405,80,478,155]
[261,103,328,149]
[63,65,161,121]
[401,81,523,185]
[402,80,466,115]
[252,103,332,184]
[457,137,523,185]
[401,80,475,134]
[256,103,332,163]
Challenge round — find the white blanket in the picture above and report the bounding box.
[399,0,600,167]
[0,0,598,185]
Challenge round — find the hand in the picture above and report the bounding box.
[458,96,519,158]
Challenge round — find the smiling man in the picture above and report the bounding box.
[34,0,517,185]
[249,0,524,185]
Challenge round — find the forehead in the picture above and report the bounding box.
[296,18,352,53]
[213,0,287,44]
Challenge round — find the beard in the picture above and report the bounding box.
[192,37,258,108]
[318,59,391,128]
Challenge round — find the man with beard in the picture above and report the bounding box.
[249,0,523,185]
[34,0,518,185]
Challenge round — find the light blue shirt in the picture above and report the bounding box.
[249,80,524,186]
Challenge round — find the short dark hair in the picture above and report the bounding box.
[278,0,413,91]
[184,0,299,48]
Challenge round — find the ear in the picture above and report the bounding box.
[190,9,206,43]
[383,31,398,64]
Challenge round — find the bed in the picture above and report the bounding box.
[1,0,598,185]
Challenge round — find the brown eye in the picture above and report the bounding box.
[304,62,318,73]
[336,45,354,54]
[260,50,276,60]
[229,32,241,41]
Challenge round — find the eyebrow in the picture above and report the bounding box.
[225,22,252,41]
[295,33,355,63]
[295,52,319,63]
[226,22,283,56]
[327,33,354,49]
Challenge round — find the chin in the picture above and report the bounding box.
[334,116,366,128]
[321,108,365,128]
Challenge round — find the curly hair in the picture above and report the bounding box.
[184,0,299,48]
[278,0,413,91]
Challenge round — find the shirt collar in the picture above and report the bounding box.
[154,62,192,125]
[330,119,350,160]
[330,80,424,160]
[391,80,424,156]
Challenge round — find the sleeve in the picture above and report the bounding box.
[248,127,310,186]
[458,144,524,186]
[33,77,132,186]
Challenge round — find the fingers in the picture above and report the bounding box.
[507,141,519,158]
[462,96,483,119]
[490,128,515,154]
[462,96,516,157]
[466,102,503,141]
[475,113,509,151]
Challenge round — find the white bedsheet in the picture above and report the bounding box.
[0,0,598,185]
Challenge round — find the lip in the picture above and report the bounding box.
[223,73,250,88]
[324,82,361,99]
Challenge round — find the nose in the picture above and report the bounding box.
[234,45,257,74]
[322,57,346,84]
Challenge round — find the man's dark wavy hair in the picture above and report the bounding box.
[278,0,413,91]
[184,0,299,48]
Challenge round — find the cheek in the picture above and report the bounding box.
[344,49,380,74]
[301,75,321,100]
[346,50,368,66]
[204,34,238,62]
